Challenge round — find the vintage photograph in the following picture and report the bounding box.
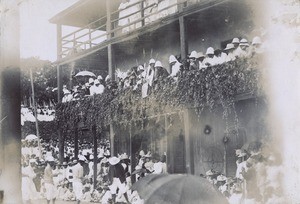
[0,0,300,203]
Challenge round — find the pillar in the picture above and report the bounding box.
[0,1,22,203]
[179,16,188,61]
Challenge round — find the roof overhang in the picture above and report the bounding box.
[49,0,121,28]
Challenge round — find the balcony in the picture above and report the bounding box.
[50,0,228,60]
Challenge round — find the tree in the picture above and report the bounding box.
[21,57,70,106]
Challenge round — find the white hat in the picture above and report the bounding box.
[108,156,120,165]
[154,61,163,67]
[197,52,205,58]
[78,155,86,161]
[98,152,104,158]
[139,150,145,156]
[88,78,94,84]
[189,51,198,58]
[94,79,100,85]
[46,156,54,162]
[217,174,227,181]
[232,38,240,44]
[137,65,144,71]
[169,55,177,63]
[205,169,215,176]
[206,47,214,55]
[149,58,155,64]
[101,157,108,163]
[120,153,129,160]
[252,36,262,45]
[224,43,235,51]
[240,38,249,47]
[97,75,103,80]
[145,152,152,158]
[235,149,247,157]
[64,90,71,94]
[105,75,110,81]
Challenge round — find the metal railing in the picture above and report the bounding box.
[58,0,212,58]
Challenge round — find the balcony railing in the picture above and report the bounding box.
[58,0,212,58]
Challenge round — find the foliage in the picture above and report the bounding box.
[55,57,263,132]
[21,121,58,140]
[21,57,70,106]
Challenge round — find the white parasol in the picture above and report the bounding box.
[25,134,38,141]
[75,70,96,77]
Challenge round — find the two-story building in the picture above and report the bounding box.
[51,0,267,177]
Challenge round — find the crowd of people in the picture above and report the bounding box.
[21,136,169,204]
[21,106,55,125]
[118,0,179,33]
[22,135,282,204]
[62,36,264,103]
[201,143,283,204]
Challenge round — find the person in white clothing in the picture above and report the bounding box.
[202,47,217,67]
[224,43,236,62]
[22,159,38,203]
[44,156,60,204]
[72,157,85,204]
[169,55,182,78]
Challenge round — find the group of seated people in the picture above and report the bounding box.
[118,0,179,33]
[21,105,55,124]
[62,36,264,103]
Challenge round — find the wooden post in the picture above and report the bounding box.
[29,68,42,158]
[93,126,97,189]
[179,16,188,60]
[140,1,145,26]
[58,129,64,163]
[74,127,79,159]
[183,109,193,174]
[57,24,62,59]
[0,1,22,202]
[106,0,115,80]
[57,65,63,102]
[110,124,115,156]
[164,115,169,173]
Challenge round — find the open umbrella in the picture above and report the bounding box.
[25,134,38,141]
[131,174,228,204]
[75,70,96,77]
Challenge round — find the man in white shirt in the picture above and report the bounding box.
[72,156,85,204]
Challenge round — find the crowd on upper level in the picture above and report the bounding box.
[118,0,179,33]
[62,36,264,103]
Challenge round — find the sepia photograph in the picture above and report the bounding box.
[0,0,300,203]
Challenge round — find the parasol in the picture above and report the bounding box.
[25,134,38,141]
[131,174,228,204]
[75,70,96,77]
